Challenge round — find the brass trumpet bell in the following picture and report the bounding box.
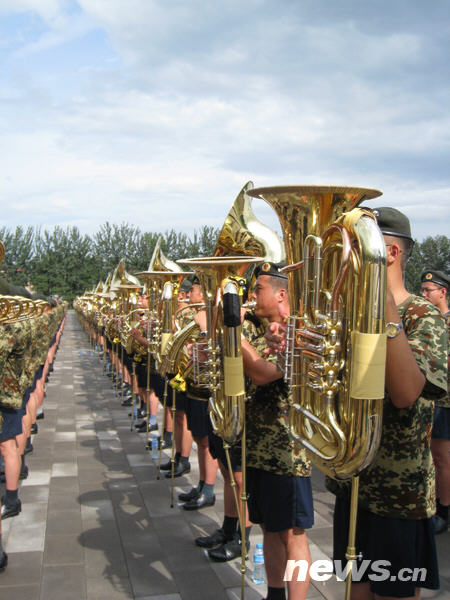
[248,185,386,480]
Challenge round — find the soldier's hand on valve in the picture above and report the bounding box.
[263,320,287,356]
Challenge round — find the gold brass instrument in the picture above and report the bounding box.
[164,180,286,400]
[178,256,263,442]
[248,185,387,597]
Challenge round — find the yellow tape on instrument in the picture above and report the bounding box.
[223,356,245,397]
[350,332,387,399]
[169,372,186,392]
[160,332,171,356]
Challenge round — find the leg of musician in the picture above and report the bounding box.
[262,527,310,600]
[207,462,252,561]
[431,431,450,534]
[175,410,192,458]
[0,438,21,519]
[196,435,217,489]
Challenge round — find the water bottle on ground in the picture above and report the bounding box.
[252,542,265,584]
[151,434,159,460]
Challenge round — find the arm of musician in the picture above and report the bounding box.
[130,328,149,348]
[385,291,425,409]
[193,309,207,333]
[241,337,283,386]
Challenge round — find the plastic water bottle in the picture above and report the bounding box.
[132,403,138,424]
[151,434,159,460]
[252,542,265,584]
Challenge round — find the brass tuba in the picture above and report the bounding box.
[178,255,263,443]
[247,185,387,480]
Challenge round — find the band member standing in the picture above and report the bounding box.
[421,269,450,535]
[326,208,447,599]
[240,262,314,600]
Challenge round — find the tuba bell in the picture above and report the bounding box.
[247,185,387,479]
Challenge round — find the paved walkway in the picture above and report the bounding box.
[0,312,448,600]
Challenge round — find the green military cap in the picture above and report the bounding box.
[0,276,11,295]
[254,261,288,280]
[371,207,413,242]
[421,269,450,291]
[179,278,193,293]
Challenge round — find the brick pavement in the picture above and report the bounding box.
[0,312,448,599]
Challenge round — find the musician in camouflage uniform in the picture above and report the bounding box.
[241,262,313,600]
[327,208,447,599]
[420,269,450,535]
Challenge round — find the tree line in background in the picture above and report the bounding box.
[0,223,219,303]
[0,223,448,304]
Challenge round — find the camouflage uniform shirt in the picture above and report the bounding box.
[244,316,311,478]
[328,295,447,519]
[436,310,449,409]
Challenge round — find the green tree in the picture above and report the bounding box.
[0,225,34,286]
[405,235,450,294]
[92,222,143,278]
[32,226,97,302]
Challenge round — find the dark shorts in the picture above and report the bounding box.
[186,396,211,438]
[0,407,23,441]
[432,405,450,440]
[121,349,133,373]
[151,372,166,400]
[135,362,148,389]
[164,387,188,411]
[333,495,439,597]
[208,431,242,471]
[246,467,314,532]
[106,338,112,351]
[21,387,32,412]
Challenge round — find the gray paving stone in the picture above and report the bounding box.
[44,533,85,565]
[40,564,87,600]
[0,551,42,586]
[3,313,447,600]
[0,584,41,600]
[45,508,83,535]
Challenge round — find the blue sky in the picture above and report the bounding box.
[1,0,449,241]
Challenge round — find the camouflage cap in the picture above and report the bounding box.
[254,261,288,280]
[421,269,450,291]
[179,278,193,293]
[371,207,413,241]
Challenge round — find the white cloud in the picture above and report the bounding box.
[0,0,448,242]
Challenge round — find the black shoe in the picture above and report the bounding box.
[182,492,215,510]
[1,498,22,519]
[24,442,33,455]
[128,409,146,419]
[36,412,44,420]
[433,514,448,535]
[159,458,176,471]
[31,423,38,435]
[165,461,190,478]
[179,483,203,502]
[195,528,228,548]
[0,551,7,572]
[121,398,132,407]
[208,537,249,562]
